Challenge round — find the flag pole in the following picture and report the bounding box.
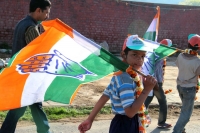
[132,68,146,77]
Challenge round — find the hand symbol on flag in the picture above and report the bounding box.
[17,50,95,80]
[142,51,155,75]
[141,51,159,76]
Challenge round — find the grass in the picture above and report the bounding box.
[0,105,112,122]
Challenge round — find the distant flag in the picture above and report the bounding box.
[142,6,176,75]
[143,6,160,41]
[142,6,177,96]
[142,6,160,76]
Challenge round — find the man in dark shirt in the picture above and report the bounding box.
[0,0,51,133]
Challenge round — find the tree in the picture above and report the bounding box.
[179,0,200,6]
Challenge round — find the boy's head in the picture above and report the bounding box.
[160,39,172,47]
[188,34,200,50]
[121,35,149,70]
[29,0,51,21]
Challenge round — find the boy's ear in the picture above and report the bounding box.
[35,8,41,13]
[120,51,126,59]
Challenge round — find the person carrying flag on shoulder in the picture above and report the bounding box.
[144,39,173,129]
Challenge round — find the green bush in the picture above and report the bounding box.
[0,42,12,49]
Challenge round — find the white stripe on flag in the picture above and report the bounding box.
[73,30,101,56]
[21,34,100,106]
[21,73,55,106]
[146,18,158,32]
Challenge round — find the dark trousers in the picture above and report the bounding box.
[0,102,50,133]
[109,114,139,133]
[144,83,168,125]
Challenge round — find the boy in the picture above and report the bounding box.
[144,39,172,128]
[0,0,51,133]
[173,34,200,133]
[78,35,157,133]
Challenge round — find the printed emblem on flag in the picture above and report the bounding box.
[16,50,96,80]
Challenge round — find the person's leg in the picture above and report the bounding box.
[144,92,154,125]
[0,107,27,133]
[173,86,196,133]
[153,83,168,125]
[144,95,154,109]
[30,102,50,133]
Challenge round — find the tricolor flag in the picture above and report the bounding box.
[142,6,177,75]
[0,19,176,111]
[143,6,160,41]
[142,6,160,76]
[0,19,129,110]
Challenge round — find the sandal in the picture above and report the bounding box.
[157,123,172,129]
[182,128,186,133]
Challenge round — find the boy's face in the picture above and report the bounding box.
[122,50,146,70]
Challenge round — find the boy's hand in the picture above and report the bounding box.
[78,119,93,133]
[143,75,157,92]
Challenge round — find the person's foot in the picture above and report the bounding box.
[182,128,186,133]
[157,123,172,129]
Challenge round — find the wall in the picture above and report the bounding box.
[0,0,200,53]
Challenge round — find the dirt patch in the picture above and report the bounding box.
[71,56,200,122]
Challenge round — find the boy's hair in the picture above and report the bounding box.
[29,0,51,13]
[188,43,198,51]
[123,47,132,55]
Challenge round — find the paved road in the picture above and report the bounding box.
[15,117,200,133]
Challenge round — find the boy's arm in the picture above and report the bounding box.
[78,94,109,132]
[87,94,109,121]
[124,89,151,118]
[124,75,156,118]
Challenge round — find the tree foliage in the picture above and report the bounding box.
[179,0,200,5]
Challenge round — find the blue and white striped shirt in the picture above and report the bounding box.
[103,72,137,115]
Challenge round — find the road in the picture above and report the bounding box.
[15,117,200,133]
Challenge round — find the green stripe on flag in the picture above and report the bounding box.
[44,50,127,103]
[99,48,128,72]
[143,32,156,41]
[155,44,177,61]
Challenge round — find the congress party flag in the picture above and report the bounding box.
[0,19,176,111]
[142,6,177,75]
[0,19,130,110]
[142,6,160,75]
[143,6,160,41]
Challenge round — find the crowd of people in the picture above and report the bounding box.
[0,0,200,133]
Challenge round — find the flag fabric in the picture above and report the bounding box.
[0,19,177,110]
[0,19,129,110]
[142,6,177,75]
[154,44,177,62]
[142,6,160,76]
[143,6,160,41]
[142,6,177,96]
